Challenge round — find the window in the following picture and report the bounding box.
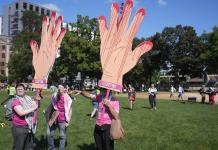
[1,62,5,66]
[35,6,39,12]
[41,8,44,15]
[2,45,6,50]
[15,3,19,10]
[2,53,5,58]
[46,10,50,16]
[23,2,27,9]
[1,70,4,75]
[29,4,33,11]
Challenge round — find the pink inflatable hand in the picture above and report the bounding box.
[98,0,153,92]
[30,12,66,89]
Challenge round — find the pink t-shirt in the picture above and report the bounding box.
[56,95,66,123]
[96,95,119,126]
[12,99,37,126]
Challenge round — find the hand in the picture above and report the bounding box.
[103,98,110,107]
[74,90,82,94]
[98,0,153,91]
[32,101,38,111]
[65,123,70,127]
[30,11,66,89]
[34,95,41,101]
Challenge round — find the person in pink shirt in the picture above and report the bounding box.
[79,89,119,150]
[46,84,72,150]
[11,83,39,150]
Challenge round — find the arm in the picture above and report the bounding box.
[81,91,92,99]
[13,101,38,116]
[66,107,72,127]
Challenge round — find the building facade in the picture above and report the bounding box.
[2,0,54,36]
[0,16,2,35]
[0,35,12,77]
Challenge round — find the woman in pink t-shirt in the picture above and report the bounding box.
[46,84,72,150]
[79,89,119,150]
[11,83,39,150]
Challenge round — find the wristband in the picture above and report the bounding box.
[98,80,123,92]
[32,79,46,84]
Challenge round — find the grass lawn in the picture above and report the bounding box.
[0,90,218,150]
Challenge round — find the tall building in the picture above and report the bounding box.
[0,16,2,35]
[0,35,12,77]
[0,0,56,77]
[2,0,54,36]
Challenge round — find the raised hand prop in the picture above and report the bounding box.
[98,0,153,92]
[30,12,66,89]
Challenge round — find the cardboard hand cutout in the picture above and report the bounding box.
[98,0,153,92]
[30,12,66,89]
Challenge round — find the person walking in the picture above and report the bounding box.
[148,84,157,110]
[177,85,184,101]
[127,84,136,110]
[170,85,176,99]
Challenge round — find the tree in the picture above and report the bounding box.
[8,11,42,82]
[54,15,101,84]
[157,25,204,82]
[199,27,218,74]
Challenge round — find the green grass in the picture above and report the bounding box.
[1,90,218,150]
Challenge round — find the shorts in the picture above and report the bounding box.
[92,101,98,109]
[129,96,135,101]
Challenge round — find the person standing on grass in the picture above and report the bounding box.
[77,89,120,150]
[148,84,158,110]
[1,83,16,106]
[170,85,176,99]
[207,87,216,105]
[199,85,206,104]
[127,84,136,110]
[46,84,73,150]
[11,83,40,150]
[177,85,184,101]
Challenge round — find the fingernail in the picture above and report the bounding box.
[61,28,66,34]
[113,3,120,13]
[99,16,106,22]
[58,16,62,22]
[136,8,146,16]
[126,0,133,8]
[30,40,35,46]
[51,11,56,18]
[43,16,47,22]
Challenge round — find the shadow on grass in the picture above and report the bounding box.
[77,143,96,150]
[35,135,67,150]
[121,106,132,110]
[141,106,151,109]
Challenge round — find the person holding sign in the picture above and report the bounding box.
[30,11,66,149]
[46,84,72,150]
[96,0,153,149]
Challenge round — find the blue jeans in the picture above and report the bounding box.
[149,95,156,108]
[47,122,66,150]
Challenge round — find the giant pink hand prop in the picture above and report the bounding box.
[98,0,153,92]
[30,12,66,89]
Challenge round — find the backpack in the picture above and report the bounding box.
[4,98,16,121]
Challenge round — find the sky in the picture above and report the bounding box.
[0,0,218,38]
